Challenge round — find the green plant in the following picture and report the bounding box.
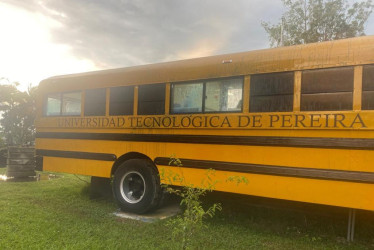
[160,155,248,249]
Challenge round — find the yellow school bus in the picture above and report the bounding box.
[35,36,374,214]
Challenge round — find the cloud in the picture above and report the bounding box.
[0,2,100,87]
[3,0,283,69]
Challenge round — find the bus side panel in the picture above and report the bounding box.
[37,138,374,211]
[36,138,374,173]
[43,157,112,178]
[158,165,374,211]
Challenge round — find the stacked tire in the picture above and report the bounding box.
[6,147,36,178]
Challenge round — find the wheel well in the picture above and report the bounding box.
[111,152,155,177]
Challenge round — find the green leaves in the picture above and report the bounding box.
[160,156,248,249]
[0,82,37,146]
[165,181,222,250]
[262,0,374,47]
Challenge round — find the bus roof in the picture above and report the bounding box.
[39,35,374,92]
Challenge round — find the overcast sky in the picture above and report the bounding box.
[1,0,374,90]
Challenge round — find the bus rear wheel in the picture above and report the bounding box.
[113,159,161,214]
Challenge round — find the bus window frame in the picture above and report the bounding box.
[170,76,244,115]
[44,90,83,117]
[300,66,354,112]
[109,85,135,116]
[84,88,107,117]
[137,83,166,116]
[249,71,295,113]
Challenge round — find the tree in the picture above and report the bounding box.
[262,0,374,47]
[0,137,5,148]
[0,82,37,146]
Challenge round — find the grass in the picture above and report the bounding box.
[0,167,373,249]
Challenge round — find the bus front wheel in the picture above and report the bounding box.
[113,159,162,214]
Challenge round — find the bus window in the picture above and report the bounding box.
[362,65,374,110]
[45,93,61,116]
[138,83,165,115]
[109,86,134,116]
[171,82,203,114]
[205,78,243,112]
[171,77,243,114]
[250,72,294,112]
[84,88,106,116]
[301,67,353,111]
[61,92,81,116]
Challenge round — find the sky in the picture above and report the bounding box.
[1,0,374,91]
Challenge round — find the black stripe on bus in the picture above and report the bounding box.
[36,132,374,150]
[154,157,374,184]
[36,149,117,161]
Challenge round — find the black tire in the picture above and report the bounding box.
[113,159,162,214]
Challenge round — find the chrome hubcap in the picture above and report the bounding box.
[120,171,146,203]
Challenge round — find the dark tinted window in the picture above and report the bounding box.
[301,67,353,111]
[138,84,165,115]
[109,86,134,115]
[84,88,106,116]
[362,65,374,110]
[250,72,294,112]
